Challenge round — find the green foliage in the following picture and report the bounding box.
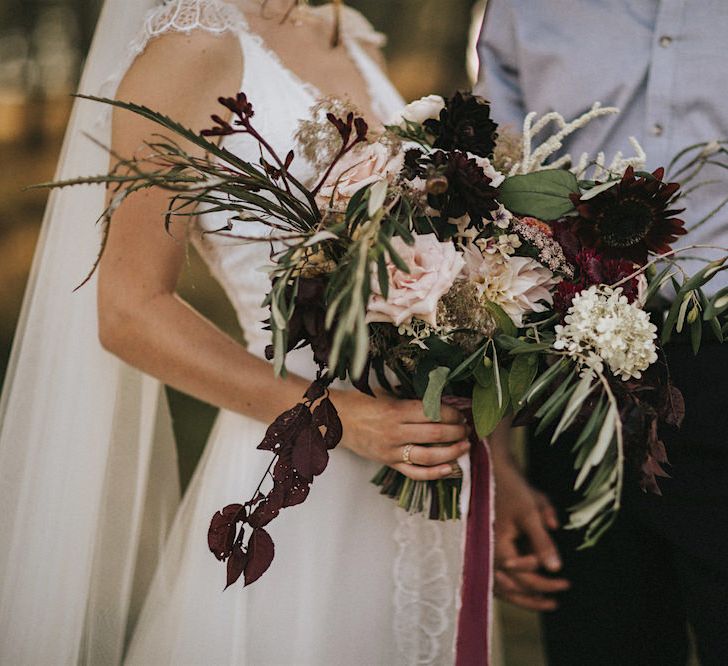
[472,349,511,438]
[482,300,517,337]
[508,353,539,408]
[422,366,450,422]
[497,170,580,220]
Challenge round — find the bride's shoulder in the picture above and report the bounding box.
[116,3,245,128]
[119,0,247,96]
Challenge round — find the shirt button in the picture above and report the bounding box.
[659,35,673,48]
[651,123,664,137]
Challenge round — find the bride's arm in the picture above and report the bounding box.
[98,30,469,478]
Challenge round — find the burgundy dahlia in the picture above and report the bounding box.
[571,166,687,265]
[424,91,499,158]
[407,149,500,227]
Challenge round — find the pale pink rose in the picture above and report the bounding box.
[317,142,404,208]
[367,234,465,327]
[462,244,558,327]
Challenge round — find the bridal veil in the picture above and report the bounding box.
[0,1,182,663]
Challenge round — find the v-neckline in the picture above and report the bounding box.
[237,5,383,126]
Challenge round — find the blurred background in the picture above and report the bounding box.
[0,1,542,662]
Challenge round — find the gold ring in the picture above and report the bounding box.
[402,443,414,465]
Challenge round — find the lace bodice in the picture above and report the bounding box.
[123,0,403,373]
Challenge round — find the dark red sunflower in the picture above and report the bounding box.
[570,166,687,265]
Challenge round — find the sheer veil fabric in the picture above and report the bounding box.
[0,2,181,664]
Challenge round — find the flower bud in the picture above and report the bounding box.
[426,175,449,195]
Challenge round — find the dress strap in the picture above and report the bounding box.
[337,5,387,48]
[293,4,385,48]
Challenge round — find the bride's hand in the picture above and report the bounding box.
[331,390,470,480]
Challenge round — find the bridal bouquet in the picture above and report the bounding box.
[46,90,728,588]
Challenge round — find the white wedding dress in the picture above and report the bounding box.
[119,2,466,665]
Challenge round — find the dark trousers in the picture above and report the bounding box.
[528,340,728,666]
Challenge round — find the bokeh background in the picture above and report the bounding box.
[0,1,543,662]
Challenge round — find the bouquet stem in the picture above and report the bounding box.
[371,465,462,520]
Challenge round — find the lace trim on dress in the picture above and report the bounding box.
[143,0,247,37]
[393,510,461,665]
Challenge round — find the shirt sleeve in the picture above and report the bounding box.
[474,0,525,131]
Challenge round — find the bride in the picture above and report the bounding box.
[0,1,481,664]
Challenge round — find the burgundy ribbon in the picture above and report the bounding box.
[444,398,494,666]
[455,435,493,665]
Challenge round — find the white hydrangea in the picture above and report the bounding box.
[553,286,658,381]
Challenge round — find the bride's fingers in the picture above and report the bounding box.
[397,422,469,445]
[395,400,466,425]
[391,461,457,481]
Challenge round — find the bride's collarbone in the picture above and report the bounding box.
[243,11,377,119]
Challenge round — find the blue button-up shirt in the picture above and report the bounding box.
[477,0,728,292]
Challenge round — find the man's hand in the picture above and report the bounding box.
[492,449,570,611]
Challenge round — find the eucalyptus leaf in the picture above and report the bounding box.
[551,371,597,443]
[642,264,676,306]
[448,341,490,383]
[534,371,577,436]
[422,366,450,422]
[376,255,389,300]
[578,179,619,201]
[565,487,615,530]
[525,358,568,404]
[472,368,510,438]
[574,404,617,490]
[483,301,517,337]
[498,170,580,220]
[473,355,494,388]
[367,180,388,217]
[572,396,608,465]
[690,314,703,355]
[509,354,539,408]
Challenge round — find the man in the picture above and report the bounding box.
[476,2,728,665]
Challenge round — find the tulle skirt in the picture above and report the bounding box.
[124,406,464,665]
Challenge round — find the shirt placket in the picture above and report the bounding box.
[644,0,687,169]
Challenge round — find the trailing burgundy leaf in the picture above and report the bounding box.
[283,474,311,507]
[244,528,275,586]
[351,358,374,396]
[258,403,310,452]
[662,383,685,428]
[292,425,329,480]
[225,546,248,590]
[208,504,245,561]
[304,379,326,402]
[248,489,284,528]
[273,455,312,508]
[313,397,343,450]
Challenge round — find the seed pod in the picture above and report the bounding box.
[425,175,449,195]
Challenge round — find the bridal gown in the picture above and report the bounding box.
[123,2,465,664]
